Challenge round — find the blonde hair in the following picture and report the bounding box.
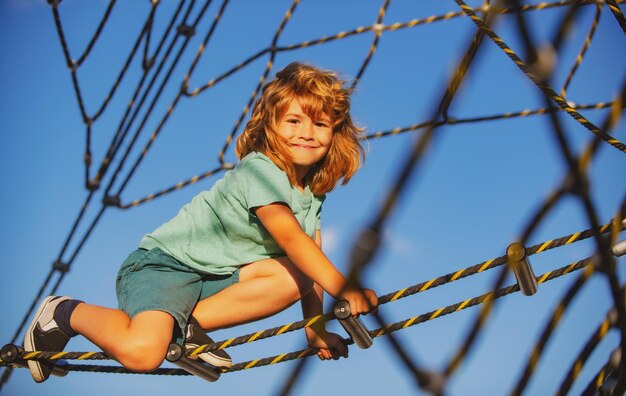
[235,62,365,195]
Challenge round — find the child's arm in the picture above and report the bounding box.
[300,231,348,359]
[255,202,378,314]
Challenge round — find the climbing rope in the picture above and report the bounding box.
[557,304,620,395]
[3,221,623,374]
[2,253,620,376]
[2,1,624,393]
[455,0,626,153]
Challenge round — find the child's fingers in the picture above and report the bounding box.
[332,338,349,359]
[318,348,346,360]
[318,348,335,360]
[366,289,379,315]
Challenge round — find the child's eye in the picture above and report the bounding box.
[287,118,300,124]
[315,121,329,128]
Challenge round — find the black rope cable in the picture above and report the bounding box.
[8,218,620,365]
[142,3,157,71]
[515,80,625,252]
[215,0,298,167]
[444,0,584,379]
[605,0,626,34]
[90,0,191,190]
[557,305,620,395]
[102,94,623,210]
[106,0,223,199]
[366,101,620,139]
[506,2,626,391]
[83,0,160,187]
[5,3,223,365]
[511,259,597,395]
[90,1,161,124]
[3,1,624,391]
[119,10,624,209]
[50,0,165,189]
[581,346,622,395]
[561,1,603,99]
[350,0,390,89]
[455,0,626,153]
[3,254,612,376]
[74,0,117,68]
[184,0,603,98]
[279,1,395,393]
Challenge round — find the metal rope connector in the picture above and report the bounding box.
[52,260,70,274]
[506,242,538,296]
[611,219,626,257]
[333,300,373,349]
[102,195,121,207]
[1,344,68,377]
[177,24,195,37]
[165,343,220,382]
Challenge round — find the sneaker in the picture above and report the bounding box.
[184,319,232,368]
[24,296,72,383]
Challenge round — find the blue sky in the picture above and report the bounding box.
[1,1,625,395]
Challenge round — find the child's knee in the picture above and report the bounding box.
[117,337,168,372]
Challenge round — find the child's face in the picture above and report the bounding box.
[277,99,333,182]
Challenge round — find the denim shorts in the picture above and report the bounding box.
[116,247,240,336]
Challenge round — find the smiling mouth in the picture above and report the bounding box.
[290,144,319,149]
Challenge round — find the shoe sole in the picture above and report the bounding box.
[24,296,68,383]
[186,345,233,369]
[198,352,233,369]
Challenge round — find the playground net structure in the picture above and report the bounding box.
[1,1,625,395]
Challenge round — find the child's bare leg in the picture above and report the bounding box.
[70,304,174,372]
[192,256,312,330]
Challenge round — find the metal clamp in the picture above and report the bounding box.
[612,219,626,257]
[165,343,220,382]
[1,344,68,377]
[333,300,373,349]
[506,242,538,296]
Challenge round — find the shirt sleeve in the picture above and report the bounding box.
[239,154,292,212]
[315,194,325,229]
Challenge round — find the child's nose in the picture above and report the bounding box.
[298,121,315,139]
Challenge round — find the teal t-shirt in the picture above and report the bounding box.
[139,152,325,275]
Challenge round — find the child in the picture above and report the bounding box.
[25,62,379,383]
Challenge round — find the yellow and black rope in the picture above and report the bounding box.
[606,0,626,34]
[3,1,625,392]
[581,346,623,395]
[4,253,615,376]
[3,222,622,371]
[560,1,603,99]
[455,0,626,153]
[557,306,620,395]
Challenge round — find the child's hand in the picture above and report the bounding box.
[340,288,379,316]
[306,327,348,360]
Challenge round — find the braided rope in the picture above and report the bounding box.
[1,254,612,376]
[581,347,622,395]
[560,2,603,99]
[119,97,620,210]
[191,220,623,356]
[606,0,626,34]
[3,0,624,391]
[366,100,618,139]
[455,0,626,153]
[6,221,621,365]
[512,263,597,395]
[183,0,611,99]
[557,307,619,395]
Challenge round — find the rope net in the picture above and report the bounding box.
[1,0,625,394]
